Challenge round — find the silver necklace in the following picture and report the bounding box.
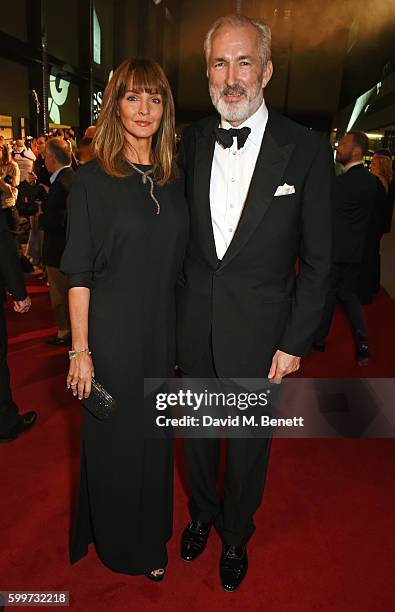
[127,161,160,215]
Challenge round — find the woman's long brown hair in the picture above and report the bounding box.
[93,58,177,185]
[372,155,393,191]
[0,143,12,165]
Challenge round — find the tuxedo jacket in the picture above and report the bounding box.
[177,109,333,377]
[0,209,27,303]
[332,164,384,263]
[40,167,74,267]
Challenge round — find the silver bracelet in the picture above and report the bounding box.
[68,348,92,360]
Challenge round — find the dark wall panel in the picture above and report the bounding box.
[0,58,29,116]
[1,0,27,41]
[113,0,140,67]
[46,0,79,66]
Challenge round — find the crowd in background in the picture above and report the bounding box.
[1,126,393,256]
[0,127,95,265]
[0,124,394,356]
[0,127,96,346]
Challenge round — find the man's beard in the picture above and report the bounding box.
[209,80,264,124]
[336,150,352,165]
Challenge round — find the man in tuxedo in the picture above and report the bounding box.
[0,209,36,443]
[40,137,74,346]
[314,131,385,364]
[177,14,333,591]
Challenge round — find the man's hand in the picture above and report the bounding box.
[13,296,31,313]
[27,171,37,184]
[268,350,300,384]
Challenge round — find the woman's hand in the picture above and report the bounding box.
[67,352,95,400]
[0,177,12,194]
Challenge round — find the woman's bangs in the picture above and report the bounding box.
[128,64,166,97]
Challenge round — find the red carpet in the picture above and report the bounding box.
[1,277,395,611]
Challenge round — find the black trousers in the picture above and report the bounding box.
[358,239,381,305]
[182,337,272,546]
[0,303,19,434]
[4,205,20,233]
[315,262,367,343]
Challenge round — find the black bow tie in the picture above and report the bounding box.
[214,126,251,150]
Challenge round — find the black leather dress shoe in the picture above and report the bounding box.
[47,336,71,346]
[356,339,369,366]
[0,411,37,444]
[220,544,248,592]
[181,520,211,561]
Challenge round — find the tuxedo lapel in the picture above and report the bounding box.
[193,118,219,267]
[218,120,294,271]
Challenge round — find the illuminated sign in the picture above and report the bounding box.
[93,6,101,65]
[48,68,71,124]
[347,81,383,132]
[92,91,103,122]
[92,72,114,122]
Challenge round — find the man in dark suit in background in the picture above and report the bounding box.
[40,137,74,346]
[314,131,384,365]
[0,209,36,444]
[177,14,333,591]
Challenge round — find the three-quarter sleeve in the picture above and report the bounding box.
[11,161,20,187]
[60,173,95,289]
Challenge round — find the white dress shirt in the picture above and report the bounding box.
[210,100,269,260]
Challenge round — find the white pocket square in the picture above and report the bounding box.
[274,183,295,197]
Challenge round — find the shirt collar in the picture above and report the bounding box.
[343,160,364,173]
[220,99,268,147]
[50,165,70,184]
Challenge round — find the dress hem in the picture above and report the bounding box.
[70,540,170,576]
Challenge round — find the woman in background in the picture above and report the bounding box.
[358,153,392,303]
[0,141,20,232]
[61,58,188,581]
[26,134,51,268]
[370,153,394,233]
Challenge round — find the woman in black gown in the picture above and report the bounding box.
[61,58,188,580]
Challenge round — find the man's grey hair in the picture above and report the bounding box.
[204,14,271,67]
[46,137,72,166]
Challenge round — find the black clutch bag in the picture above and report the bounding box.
[82,378,116,420]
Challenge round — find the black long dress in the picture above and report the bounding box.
[60,159,188,575]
